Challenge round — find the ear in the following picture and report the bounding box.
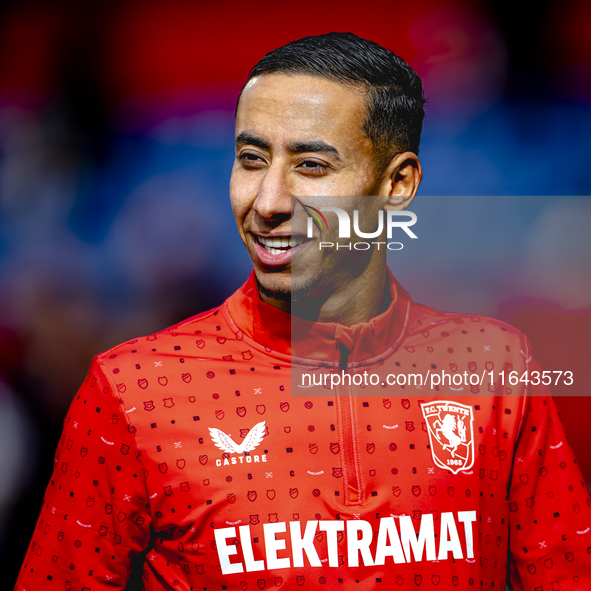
[377,151,422,210]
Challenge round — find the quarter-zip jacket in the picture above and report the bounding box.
[16,271,591,590]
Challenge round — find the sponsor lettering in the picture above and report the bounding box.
[215,455,267,467]
[214,511,476,575]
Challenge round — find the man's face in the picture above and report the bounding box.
[230,73,386,301]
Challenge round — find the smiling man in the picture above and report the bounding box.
[16,33,590,591]
[231,43,422,324]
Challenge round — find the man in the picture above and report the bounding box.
[16,33,590,590]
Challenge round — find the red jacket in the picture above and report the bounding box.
[16,271,591,590]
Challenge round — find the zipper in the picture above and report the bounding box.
[336,345,364,506]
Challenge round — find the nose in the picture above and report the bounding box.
[253,161,292,222]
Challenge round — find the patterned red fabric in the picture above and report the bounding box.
[16,271,591,590]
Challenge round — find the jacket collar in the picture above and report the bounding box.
[224,269,411,369]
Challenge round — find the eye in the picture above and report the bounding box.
[297,159,329,175]
[238,152,265,168]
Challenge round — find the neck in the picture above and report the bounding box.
[258,251,390,326]
[298,268,389,325]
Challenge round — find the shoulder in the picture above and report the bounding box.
[97,305,222,364]
[406,300,531,369]
[92,304,230,400]
[409,300,527,341]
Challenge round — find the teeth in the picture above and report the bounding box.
[258,236,305,253]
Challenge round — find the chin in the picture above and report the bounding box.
[254,269,321,303]
[254,271,291,302]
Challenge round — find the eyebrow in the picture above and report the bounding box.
[235,132,342,161]
[288,140,341,161]
[235,132,269,151]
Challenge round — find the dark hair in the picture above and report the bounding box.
[238,32,426,171]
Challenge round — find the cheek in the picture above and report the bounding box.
[229,169,255,226]
[351,165,379,195]
[326,161,377,197]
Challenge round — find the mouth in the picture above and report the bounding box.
[252,234,311,267]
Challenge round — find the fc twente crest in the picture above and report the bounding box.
[421,401,474,474]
